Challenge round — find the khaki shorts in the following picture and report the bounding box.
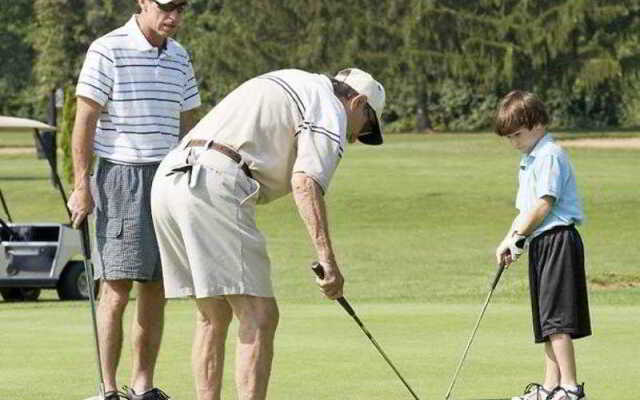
[151,146,273,298]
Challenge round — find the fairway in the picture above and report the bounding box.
[0,300,638,399]
[1,133,639,399]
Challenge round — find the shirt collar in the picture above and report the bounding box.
[125,15,177,56]
[529,132,553,157]
[520,132,553,167]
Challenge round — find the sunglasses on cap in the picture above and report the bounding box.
[152,0,187,13]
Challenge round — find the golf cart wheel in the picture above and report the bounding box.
[0,287,41,302]
[57,261,99,300]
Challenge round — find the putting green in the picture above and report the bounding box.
[0,299,636,399]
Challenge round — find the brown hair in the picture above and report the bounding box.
[495,90,550,136]
[330,78,359,100]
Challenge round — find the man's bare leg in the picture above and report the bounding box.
[130,280,167,393]
[227,295,279,400]
[193,297,233,400]
[98,279,133,393]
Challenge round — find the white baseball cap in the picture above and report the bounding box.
[155,0,185,4]
[334,68,386,145]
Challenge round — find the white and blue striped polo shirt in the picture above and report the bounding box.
[76,15,201,163]
[515,133,584,239]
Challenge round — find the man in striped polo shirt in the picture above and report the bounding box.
[67,1,200,399]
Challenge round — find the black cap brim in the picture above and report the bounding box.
[357,117,383,145]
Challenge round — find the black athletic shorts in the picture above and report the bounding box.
[528,225,592,343]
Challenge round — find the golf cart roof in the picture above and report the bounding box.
[0,116,56,132]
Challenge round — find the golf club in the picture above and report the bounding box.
[444,264,506,400]
[311,261,421,400]
[32,131,106,399]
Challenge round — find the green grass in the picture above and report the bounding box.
[0,130,41,147]
[1,133,639,399]
[0,300,637,399]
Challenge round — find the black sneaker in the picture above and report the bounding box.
[126,387,171,400]
[546,383,587,400]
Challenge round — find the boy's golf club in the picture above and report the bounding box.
[32,131,105,399]
[444,264,506,400]
[311,261,421,400]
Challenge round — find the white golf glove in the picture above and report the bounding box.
[507,231,527,262]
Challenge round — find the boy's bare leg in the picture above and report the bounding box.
[193,297,233,400]
[98,279,134,392]
[543,341,561,390]
[227,295,279,400]
[548,333,578,386]
[130,281,167,393]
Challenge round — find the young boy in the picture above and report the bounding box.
[494,90,591,400]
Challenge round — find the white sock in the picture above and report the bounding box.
[562,384,579,393]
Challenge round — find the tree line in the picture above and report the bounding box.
[2,0,640,135]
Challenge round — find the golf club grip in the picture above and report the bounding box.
[80,219,92,260]
[311,262,357,317]
[490,264,506,290]
[311,261,325,279]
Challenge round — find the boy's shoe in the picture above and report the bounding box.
[512,383,552,400]
[546,383,587,400]
[104,390,126,400]
[126,387,171,400]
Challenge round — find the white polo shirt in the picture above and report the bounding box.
[185,69,347,204]
[76,15,201,163]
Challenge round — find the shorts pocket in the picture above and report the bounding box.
[238,176,261,206]
[98,216,123,239]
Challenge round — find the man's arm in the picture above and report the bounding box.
[180,109,197,139]
[291,172,344,299]
[67,96,102,228]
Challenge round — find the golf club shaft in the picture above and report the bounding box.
[80,219,105,397]
[311,262,421,400]
[32,130,105,396]
[349,311,421,400]
[444,265,505,400]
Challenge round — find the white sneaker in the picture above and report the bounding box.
[547,383,587,400]
[511,383,552,400]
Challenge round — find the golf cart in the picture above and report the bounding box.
[0,116,95,301]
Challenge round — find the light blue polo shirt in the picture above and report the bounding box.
[515,133,584,239]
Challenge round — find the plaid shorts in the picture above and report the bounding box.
[91,158,162,281]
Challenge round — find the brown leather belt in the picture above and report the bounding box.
[186,139,253,179]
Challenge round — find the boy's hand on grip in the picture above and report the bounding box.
[507,231,527,263]
[496,231,527,267]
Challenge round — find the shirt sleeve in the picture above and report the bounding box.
[75,40,114,106]
[292,98,346,193]
[182,57,201,111]
[534,153,564,200]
